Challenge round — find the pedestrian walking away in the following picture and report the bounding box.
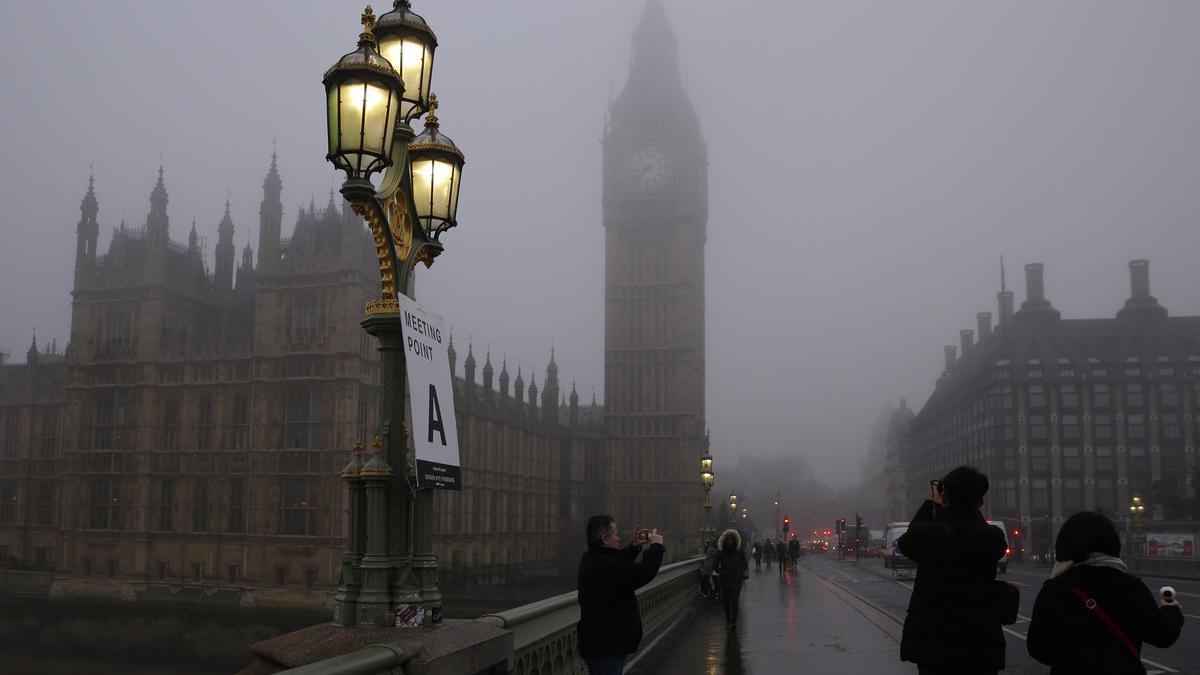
[576,515,665,675]
[1026,511,1184,674]
[763,538,773,569]
[713,528,749,629]
[775,539,788,579]
[897,466,1007,675]
[787,535,801,572]
[751,540,763,571]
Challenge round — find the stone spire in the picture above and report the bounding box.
[26,332,39,367]
[464,342,477,388]
[146,163,170,245]
[482,350,494,395]
[447,334,457,376]
[514,365,525,410]
[76,170,100,275]
[215,198,236,293]
[499,358,510,399]
[527,373,539,412]
[188,219,199,253]
[259,149,283,267]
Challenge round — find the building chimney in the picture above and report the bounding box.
[944,345,957,373]
[960,329,974,357]
[1025,263,1046,302]
[1130,259,1150,298]
[1117,258,1168,320]
[977,312,992,340]
[997,291,1014,327]
[1014,262,1061,323]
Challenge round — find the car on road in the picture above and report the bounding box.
[987,519,1010,573]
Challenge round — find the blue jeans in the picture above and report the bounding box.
[584,655,626,675]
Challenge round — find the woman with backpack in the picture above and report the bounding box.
[1027,511,1184,674]
[713,529,749,629]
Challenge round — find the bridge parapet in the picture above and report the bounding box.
[255,556,701,675]
[479,556,700,675]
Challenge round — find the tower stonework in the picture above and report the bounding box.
[602,0,707,552]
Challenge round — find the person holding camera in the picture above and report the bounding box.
[897,466,1007,675]
[576,515,665,675]
[1026,511,1184,674]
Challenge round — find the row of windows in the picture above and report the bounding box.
[0,479,56,525]
[86,477,317,536]
[0,409,59,459]
[84,389,376,452]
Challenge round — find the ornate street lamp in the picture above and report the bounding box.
[741,507,748,520]
[324,3,465,629]
[323,8,404,182]
[374,0,437,122]
[729,490,738,512]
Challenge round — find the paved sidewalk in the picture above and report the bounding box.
[628,561,914,674]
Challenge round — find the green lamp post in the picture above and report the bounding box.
[325,4,465,628]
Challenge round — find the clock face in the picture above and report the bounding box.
[620,145,672,194]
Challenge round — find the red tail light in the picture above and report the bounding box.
[1006,547,1011,556]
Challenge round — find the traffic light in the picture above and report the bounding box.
[783,515,791,533]
[855,513,863,530]
[839,518,846,532]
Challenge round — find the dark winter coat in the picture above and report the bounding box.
[751,543,762,561]
[1026,565,1184,674]
[896,500,1008,671]
[788,538,801,559]
[576,542,665,657]
[775,541,788,562]
[713,529,748,589]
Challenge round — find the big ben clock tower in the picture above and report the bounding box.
[603,0,707,551]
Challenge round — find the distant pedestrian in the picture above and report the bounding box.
[787,536,801,572]
[751,541,763,571]
[713,529,749,629]
[897,466,1006,675]
[775,539,788,579]
[763,538,773,569]
[577,515,665,675]
[699,539,716,598]
[1027,511,1184,674]
[704,539,720,600]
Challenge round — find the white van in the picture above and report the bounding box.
[987,520,1011,573]
[883,521,911,568]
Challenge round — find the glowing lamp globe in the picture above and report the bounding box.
[324,7,404,181]
[374,0,438,121]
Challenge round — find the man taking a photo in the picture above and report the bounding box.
[576,515,665,674]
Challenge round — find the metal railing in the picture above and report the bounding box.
[479,555,702,675]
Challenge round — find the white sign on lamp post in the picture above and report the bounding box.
[397,294,461,490]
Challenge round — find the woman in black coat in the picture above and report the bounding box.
[713,529,748,628]
[896,466,1007,675]
[1027,511,1184,674]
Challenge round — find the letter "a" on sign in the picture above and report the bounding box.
[427,383,447,445]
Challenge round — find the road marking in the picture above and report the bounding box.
[1184,613,1200,620]
[1007,580,1032,587]
[1140,658,1178,673]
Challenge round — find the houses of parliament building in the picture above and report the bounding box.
[0,2,707,614]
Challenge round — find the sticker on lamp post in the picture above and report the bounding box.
[397,294,462,490]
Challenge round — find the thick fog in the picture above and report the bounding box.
[3,1,1200,490]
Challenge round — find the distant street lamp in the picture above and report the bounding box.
[1130,495,1147,557]
[729,490,738,512]
[324,3,466,628]
[700,433,714,546]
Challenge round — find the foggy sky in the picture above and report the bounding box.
[3,1,1200,489]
